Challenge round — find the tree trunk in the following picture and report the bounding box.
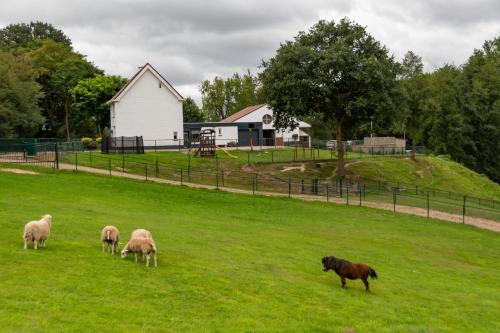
[335,119,345,178]
[411,138,416,161]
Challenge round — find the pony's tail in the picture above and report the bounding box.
[368,267,377,279]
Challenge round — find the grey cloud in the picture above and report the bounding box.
[1,0,498,103]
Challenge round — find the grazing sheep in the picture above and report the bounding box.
[23,214,52,250]
[130,228,153,240]
[121,238,157,267]
[101,225,120,254]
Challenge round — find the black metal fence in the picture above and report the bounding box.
[62,152,500,225]
[0,141,83,168]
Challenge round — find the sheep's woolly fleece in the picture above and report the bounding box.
[0,168,39,175]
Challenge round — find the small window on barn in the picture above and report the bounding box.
[173,131,178,140]
[262,114,272,124]
[159,82,162,88]
[218,128,222,136]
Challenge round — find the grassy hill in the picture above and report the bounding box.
[63,151,500,201]
[0,166,498,332]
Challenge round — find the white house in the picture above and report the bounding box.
[221,104,311,146]
[108,63,184,143]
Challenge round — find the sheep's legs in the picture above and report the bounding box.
[134,253,138,262]
[154,255,157,267]
[34,241,38,250]
[146,254,150,267]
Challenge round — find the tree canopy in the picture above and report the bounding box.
[183,97,205,123]
[200,71,261,121]
[260,18,400,176]
[0,21,71,50]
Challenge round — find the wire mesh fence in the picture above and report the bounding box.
[61,152,500,225]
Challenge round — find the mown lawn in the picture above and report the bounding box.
[0,166,498,332]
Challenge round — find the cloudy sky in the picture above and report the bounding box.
[1,0,499,104]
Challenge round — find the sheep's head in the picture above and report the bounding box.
[42,214,52,226]
[120,249,128,259]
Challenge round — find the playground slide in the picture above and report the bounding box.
[216,146,238,159]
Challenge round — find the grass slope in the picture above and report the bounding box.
[345,155,500,200]
[0,168,498,332]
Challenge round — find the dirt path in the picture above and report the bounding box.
[55,163,500,233]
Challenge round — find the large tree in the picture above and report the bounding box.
[260,19,400,177]
[29,40,102,138]
[0,51,44,137]
[400,51,437,159]
[0,21,71,49]
[71,75,127,137]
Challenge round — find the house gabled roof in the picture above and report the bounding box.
[107,63,184,104]
[221,103,311,128]
[220,104,267,123]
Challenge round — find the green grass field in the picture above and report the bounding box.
[1,167,499,332]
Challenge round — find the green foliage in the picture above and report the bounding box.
[29,40,102,138]
[0,51,44,137]
[71,75,127,137]
[182,97,205,122]
[0,21,71,50]
[461,38,500,183]
[400,51,437,158]
[201,71,261,121]
[260,18,400,176]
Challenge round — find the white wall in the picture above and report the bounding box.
[235,105,304,141]
[201,126,238,146]
[112,69,183,142]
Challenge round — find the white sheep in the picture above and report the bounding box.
[101,225,120,254]
[121,237,157,267]
[23,214,52,250]
[130,228,153,240]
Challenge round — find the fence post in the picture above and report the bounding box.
[462,196,466,224]
[75,153,78,171]
[108,158,111,176]
[359,186,362,206]
[326,184,329,202]
[54,143,59,169]
[346,182,349,205]
[255,174,258,191]
[180,168,183,185]
[393,187,396,212]
[188,154,191,181]
[145,163,148,181]
[216,172,219,190]
[288,177,291,198]
[122,155,125,172]
[216,154,219,170]
[416,185,418,195]
[426,191,430,218]
[252,178,255,195]
[155,156,159,178]
[339,178,343,198]
[301,179,304,194]
[155,140,157,152]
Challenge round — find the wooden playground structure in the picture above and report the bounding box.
[195,129,216,157]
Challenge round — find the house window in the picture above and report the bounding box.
[159,82,162,88]
[173,131,178,140]
[262,114,272,124]
[218,128,222,136]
